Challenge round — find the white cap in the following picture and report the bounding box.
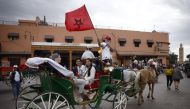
[134,60,138,64]
[13,65,18,68]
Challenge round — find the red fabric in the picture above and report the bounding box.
[84,71,102,89]
[65,5,94,31]
[105,35,111,41]
[103,35,111,41]
[0,67,13,72]
[19,64,28,72]
[0,67,13,77]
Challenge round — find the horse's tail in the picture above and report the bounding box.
[134,70,141,91]
[135,71,140,82]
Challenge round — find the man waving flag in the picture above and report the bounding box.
[65,5,94,31]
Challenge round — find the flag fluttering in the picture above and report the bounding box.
[65,5,94,31]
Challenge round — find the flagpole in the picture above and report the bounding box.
[84,5,100,42]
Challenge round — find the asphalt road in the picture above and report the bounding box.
[0,73,190,109]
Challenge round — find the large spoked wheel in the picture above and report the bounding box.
[3,77,11,86]
[113,91,127,109]
[16,84,41,109]
[26,92,71,109]
[22,73,39,88]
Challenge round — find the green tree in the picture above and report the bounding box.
[187,54,190,61]
[168,52,178,65]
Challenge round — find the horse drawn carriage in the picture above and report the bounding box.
[16,57,142,109]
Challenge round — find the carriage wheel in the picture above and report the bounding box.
[22,74,39,88]
[113,91,127,109]
[26,92,71,109]
[4,77,11,86]
[16,84,40,109]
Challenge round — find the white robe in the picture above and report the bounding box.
[101,42,112,60]
[81,50,95,60]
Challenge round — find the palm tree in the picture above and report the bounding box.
[169,53,178,65]
[187,54,190,61]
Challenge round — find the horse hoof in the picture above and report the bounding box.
[152,97,155,100]
[147,96,150,98]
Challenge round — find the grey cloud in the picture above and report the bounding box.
[162,0,190,15]
[0,0,74,22]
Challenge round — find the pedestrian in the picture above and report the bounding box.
[172,65,183,90]
[9,65,22,99]
[164,65,173,90]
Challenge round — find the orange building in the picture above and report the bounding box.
[0,18,170,69]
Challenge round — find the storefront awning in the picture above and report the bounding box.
[8,32,19,37]
[147,40,154,43]
[118,38,126,42]
[84,37,93,40]
[117,51,168,56]
[65,36,74,40]
[0,52,31,56]
[44,35,54,39]
[133,39,141,43]
[32,42,99,48]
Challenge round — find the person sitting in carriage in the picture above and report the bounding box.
[25,53,74,78]
[72,58,85,76]
[132,60,141,71]
[73,58,96,102]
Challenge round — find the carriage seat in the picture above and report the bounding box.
[84,71,103,90]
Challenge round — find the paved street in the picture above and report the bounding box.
[0,73,190,109]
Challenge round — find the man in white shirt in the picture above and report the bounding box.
[9,65,22,99]
[98,35,113,65]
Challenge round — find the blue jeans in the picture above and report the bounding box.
[11,81,21,97]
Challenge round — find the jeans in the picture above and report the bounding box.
[166,75,173,87]
[11,81,21,97]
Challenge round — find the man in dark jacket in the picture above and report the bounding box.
[172,65,183,90]
[9,65,22,99]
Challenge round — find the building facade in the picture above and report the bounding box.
[0,19,170,69]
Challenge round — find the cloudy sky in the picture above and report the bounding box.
[0,0,190,60]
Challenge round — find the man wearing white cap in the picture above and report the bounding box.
[9,65,22,99]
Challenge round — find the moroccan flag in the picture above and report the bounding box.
[65,5,94,31]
